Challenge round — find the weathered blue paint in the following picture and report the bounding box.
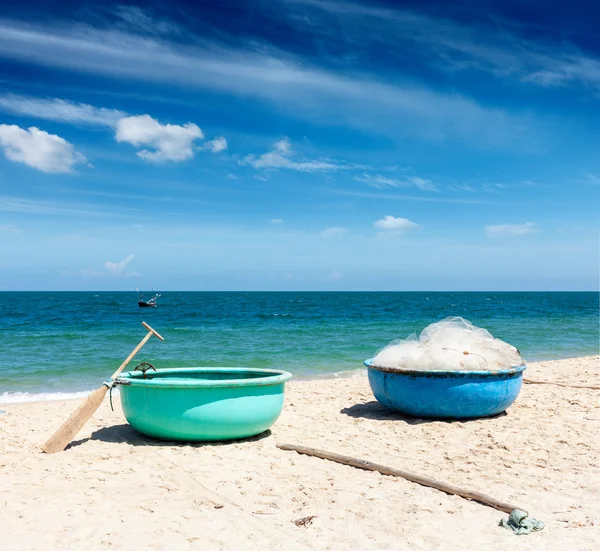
[364,359,526,419]
[117,367,292,441]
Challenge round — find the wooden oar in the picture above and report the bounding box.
[41,322,164,454]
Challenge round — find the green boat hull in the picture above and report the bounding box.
[117,367,292,441]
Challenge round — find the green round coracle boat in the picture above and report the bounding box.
[116,367,292,441]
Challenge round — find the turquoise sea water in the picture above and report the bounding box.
[0,292,598,402]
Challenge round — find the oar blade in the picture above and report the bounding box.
[41,385,109,454]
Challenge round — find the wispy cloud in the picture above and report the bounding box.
[327,270,343,280]
[105,253,138,276]
[0,125,87,173]
[579,173,600,185]
[447,183,477,192]
[0,223,20,233]
[115,115,204,162]
[0,94,125,127]
[0,196,137,217]
[333,189,494,205]
[289,0,600,92]
[65,253,139,279]
[356,173,438,191]
[0,20,534,146]
[271,218,284,224]
[243,137,363,172]
[114,5,179,36]
[321,227,346,237]
[61,267,104,278]
[485,222,538,238]
[373,215,420,233]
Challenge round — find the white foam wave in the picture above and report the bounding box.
[331,368,367,379]
[0,390,91,404]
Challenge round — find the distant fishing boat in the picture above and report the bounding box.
[136,287,161,308]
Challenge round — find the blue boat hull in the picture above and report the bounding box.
[365,360,526,419]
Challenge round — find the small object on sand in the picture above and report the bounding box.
[0,410,6,415]
[499,509,545,535]
[214,504,224,510]
[294,516,316,527]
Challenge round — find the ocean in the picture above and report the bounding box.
[0,291,598,402]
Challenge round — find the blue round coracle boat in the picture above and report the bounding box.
[364,359,526,419]
[117,367,292,441]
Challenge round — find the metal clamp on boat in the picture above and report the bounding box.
[106,378,132,411]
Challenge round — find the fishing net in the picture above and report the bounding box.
[372,317,524,372]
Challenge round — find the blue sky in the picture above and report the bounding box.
[0,0,598,291]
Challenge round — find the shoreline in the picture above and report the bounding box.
[1,354,598,405]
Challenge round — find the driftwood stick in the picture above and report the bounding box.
[277,443,525,515]
[524,378,600,391]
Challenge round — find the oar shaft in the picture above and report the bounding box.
[110,330,154,380]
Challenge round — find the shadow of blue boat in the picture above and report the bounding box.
[341,401,507,424]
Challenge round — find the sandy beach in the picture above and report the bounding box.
[1,356,598,550]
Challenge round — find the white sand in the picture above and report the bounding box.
[1,356,599,550]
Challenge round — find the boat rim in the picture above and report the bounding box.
[364,358,527,377]
[117,367,292,388]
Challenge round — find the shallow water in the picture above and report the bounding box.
[0,291,598,401]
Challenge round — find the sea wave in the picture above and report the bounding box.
[0,390,91,404]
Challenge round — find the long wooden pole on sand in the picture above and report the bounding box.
[277,442,526,514]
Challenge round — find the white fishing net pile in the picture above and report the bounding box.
[372,317,524,372]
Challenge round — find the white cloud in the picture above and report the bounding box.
[271,218,284,224]
[485,222,538,238]
[205,136,228,153]
[321,227,346,237]
[228,173,240,180]
[357,173,438,191]
[328,270,343,280]
[373,216,420,233]
[0,125,86,173]
[243,137,361,172]
[0,94,125,127]
[0,95,225,160]
[115,115,204,162]
[105,254,135,275]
